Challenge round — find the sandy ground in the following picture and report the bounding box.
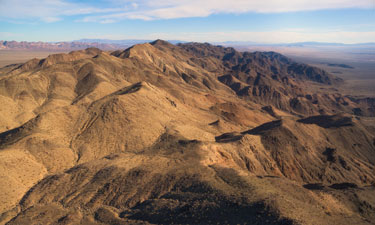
[0,50,68,68]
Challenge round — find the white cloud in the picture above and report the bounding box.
[0,0,122,23]
[1,0,373,23]
[100,19,117,24]
[131,3,139,9]
[42,17,62,23]
[81,0,375,22]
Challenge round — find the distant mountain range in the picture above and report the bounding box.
[0,39,186,51]
[75,39,186,45]
[1,39,374,51]
[217,41,375,48]
[0,40,125,51]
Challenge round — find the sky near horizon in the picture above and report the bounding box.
[0,0,374,43]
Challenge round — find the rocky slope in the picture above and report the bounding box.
[0,40,374,225]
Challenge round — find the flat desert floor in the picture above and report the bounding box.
[0,50,67,68]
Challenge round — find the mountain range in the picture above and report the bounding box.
[0,40,374,225]
[0,41,125,51]
[2,39,374,51]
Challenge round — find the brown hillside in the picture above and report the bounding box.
[0,40,374,225]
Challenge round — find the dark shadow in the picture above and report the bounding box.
[297,114,353,128]
[215,132,243,143]
[303,183,325,190]
[244,120,282,135]
[329,183,358,190]
[323,147,337,163]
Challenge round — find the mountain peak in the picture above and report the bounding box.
[150,39,173,46]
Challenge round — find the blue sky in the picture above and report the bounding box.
[0,0,374,43]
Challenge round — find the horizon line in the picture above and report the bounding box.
[1,39,375,46]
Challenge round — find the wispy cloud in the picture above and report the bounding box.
[81,0,375,23]
[1,0,373,23]
[42,17,62,23]
[0,0,122,23]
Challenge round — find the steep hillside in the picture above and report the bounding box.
[0,40,374,225]
[178,42,374,116]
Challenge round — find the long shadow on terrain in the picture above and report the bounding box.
[119,167,295,225]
